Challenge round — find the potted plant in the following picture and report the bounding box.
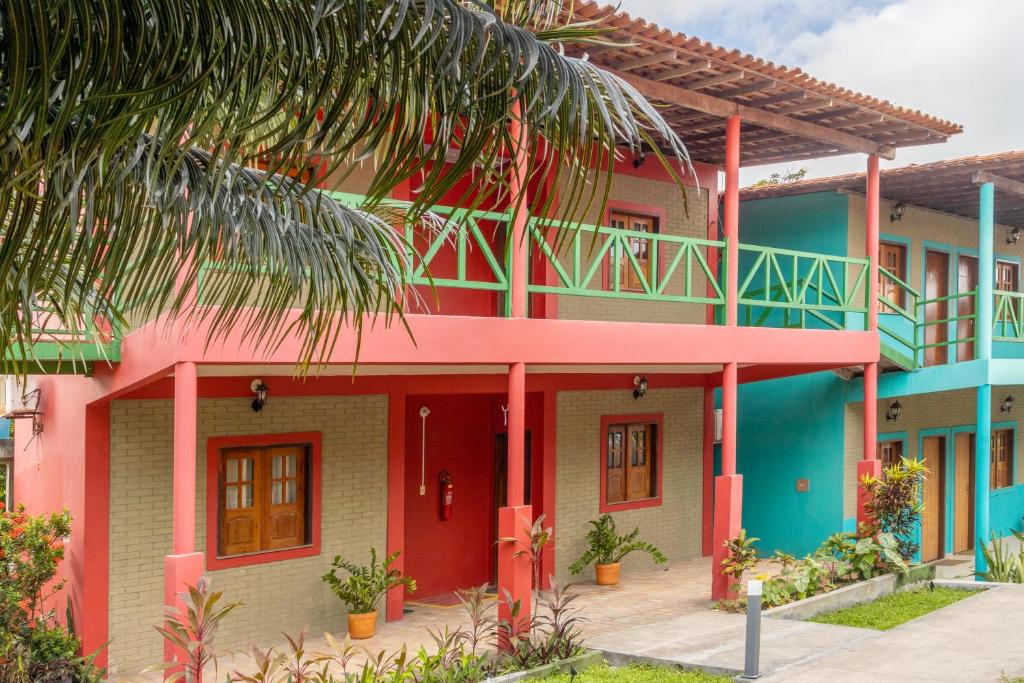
[321,548,415,639]
[569,514,666,585]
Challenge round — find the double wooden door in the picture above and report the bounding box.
[953,433,975,554]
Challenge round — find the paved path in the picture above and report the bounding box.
[591,583,1024,682]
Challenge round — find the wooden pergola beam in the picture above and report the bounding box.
[617,49,677,71]
[613,69,897,159]
[974,171,1024,198]
[650,59,712,82]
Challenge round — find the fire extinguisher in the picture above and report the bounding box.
[439,470,454,520]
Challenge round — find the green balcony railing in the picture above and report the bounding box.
[994,290,1024,341]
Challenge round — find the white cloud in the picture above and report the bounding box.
[617,0,1024,184]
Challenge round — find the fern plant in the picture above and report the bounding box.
[321,548,416,615]
[977,531,1024,583]
[569,514,667,574]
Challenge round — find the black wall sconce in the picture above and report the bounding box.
[1008,227,1022,245]
[633,375,648,400]
[885,400,902,422]
[889,201,906,223]
[250,378,269,412]
[1002,395,1015,414]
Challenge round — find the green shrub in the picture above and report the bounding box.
[861,458,926,561]
[569,515,666,574]
[322,548,416,614]
[977,530,1024,583]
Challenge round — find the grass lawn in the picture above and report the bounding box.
[543,663,732,682]
[809,586,979,630]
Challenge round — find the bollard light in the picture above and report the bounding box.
[742,579,763,680]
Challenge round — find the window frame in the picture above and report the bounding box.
[878,241,908,311]
[206,432,322,570]
[990,427,1015,491]
[599,413,664,513]
[603,203,666,294]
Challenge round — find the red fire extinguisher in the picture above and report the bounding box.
[439,470,454,520]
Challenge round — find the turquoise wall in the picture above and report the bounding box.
[991,485,1024,536]
[738,192,850,330]
[737,372,848,556]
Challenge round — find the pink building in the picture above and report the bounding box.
[6,4,961,676]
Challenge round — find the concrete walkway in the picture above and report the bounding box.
[592,582,1024,682]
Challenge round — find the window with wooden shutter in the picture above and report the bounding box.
[878,242,907,312]
[990,429,1014,490]
[996,261,1019,293]
[603,421,658,507]
[218,443,312,557]
[877,439,904,469]
[609,211,658,291]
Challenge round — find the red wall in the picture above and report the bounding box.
[403,392,544,599]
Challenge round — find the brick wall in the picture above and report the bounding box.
[843,386,1024,517]
[554,388,703,583]
[555,178,711,325]
[107,395,388,675]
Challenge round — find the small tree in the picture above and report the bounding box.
[860,457,927,560]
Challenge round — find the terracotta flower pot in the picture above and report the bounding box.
[595,562,621,586]
[348,610,378,639]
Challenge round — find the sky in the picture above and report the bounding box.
[615,0,1024,185]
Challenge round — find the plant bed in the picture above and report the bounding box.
[540,662,732,683]
[807,583,982,630]
[488,651,604,682]
[764,563,935,621]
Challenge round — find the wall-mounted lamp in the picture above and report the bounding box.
[1002,395,1015,414]
[885,400,903,422]
[250,379,269,413]
[889,201,906,223]
[1008,227,1022,245]
[633,375,649,400]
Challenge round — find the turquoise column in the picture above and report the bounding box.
[975,182,994,576]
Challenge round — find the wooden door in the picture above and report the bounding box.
[924,250,949,366]
[626,424,652,501]
[953,433,975,553]
[879,243,906,311]
[605,425,627,504]
[264,446,306,550]
[957,256,978,361]
[220,449,261,556]
[920,436,946,562]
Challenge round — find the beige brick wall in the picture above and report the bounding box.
[107,395,388,675]
[555,178,711,325]
[846,193,1016,290]
[843,386,1024,516]
[554,388,703,583]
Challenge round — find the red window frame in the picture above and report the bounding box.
[603,202,668,293]
[206,431,323,570]
[599,413,664,512]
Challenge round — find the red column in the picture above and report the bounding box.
[509,101,529,320]
[499,362,531,625]
[172,361,197,554]
[858,156,882,529]
[701,386,715,556]
[386,392,406,621]
[540,390,557,587]
[165,361,204,670]
[724,115,741,327]
[711,117,742,600]
[712,362,742,600]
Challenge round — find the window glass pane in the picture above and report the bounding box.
[226,461,238,483]
[285,479,296,503]
[272,481,282,504]
[241,484,253,508]
[242,458,254,482]
[226,487,238,509]
[273,455,282,478]
[286,454,295,476]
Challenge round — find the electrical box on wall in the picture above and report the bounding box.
[795,478,810,493]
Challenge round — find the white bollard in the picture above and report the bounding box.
[742,579,762,680]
